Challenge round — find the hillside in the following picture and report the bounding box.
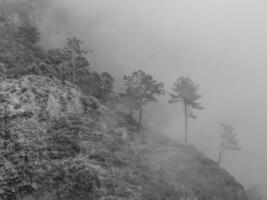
[0,75,247,200]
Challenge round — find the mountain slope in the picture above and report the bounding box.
[0,75,247,200]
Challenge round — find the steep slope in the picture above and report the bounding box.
[0,75,247,200]
[142,133,246,200]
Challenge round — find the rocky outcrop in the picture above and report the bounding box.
[0,75,98,120]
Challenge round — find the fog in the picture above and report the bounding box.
[40,0,267,196]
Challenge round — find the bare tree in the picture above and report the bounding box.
[218,124,241,165]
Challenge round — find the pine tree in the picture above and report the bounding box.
[218,124,241,165]
[63,37,88,84]
[169,77,203,144]
[122,70,165,131]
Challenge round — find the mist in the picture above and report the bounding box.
[39,0,267,196]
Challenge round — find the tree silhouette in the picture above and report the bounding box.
[169,77,203,145]
[218,124,241,165]
[122,70,165,131]
[63,37,88,84]
[0,0,43,69]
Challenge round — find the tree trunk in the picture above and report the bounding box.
[3,104,9,140]
[138,106,143,133]
[218,144,225,166]
[129,107,134,118]
[72,51,76,84]
[218,150,222,166]
[184,103,188,145]
[12,32,18,65]
[73,64,76,84]
[12,40,16,56]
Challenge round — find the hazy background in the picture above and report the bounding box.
[39,0,267,196]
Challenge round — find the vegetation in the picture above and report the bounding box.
[0,10,43,74]
[121,70,165,131]
[169,77,203,144]
[0,110,101,200]
[0,1,258,200]
[218,124,241,165]
[0,2,115,104]
[0,103,43,199]
[246,185,263,200]
[63,37,88,84]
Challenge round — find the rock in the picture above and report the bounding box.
[0,75,96,122]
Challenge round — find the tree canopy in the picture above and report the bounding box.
[169,77,203,144]
[218,124,241,165]
[122,70,165,129]
[63,37,88,84]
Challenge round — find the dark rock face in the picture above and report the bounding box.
[0,76,247,200]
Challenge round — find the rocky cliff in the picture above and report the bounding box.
[0,75,247,200]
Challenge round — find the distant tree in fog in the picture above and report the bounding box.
[168,77,203,145]
[63,37,88,84]
[246,185,263,200]
[121,70,165,131]
[0,2,43,70]
[89,72,115,103]
[218,124,241,165]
